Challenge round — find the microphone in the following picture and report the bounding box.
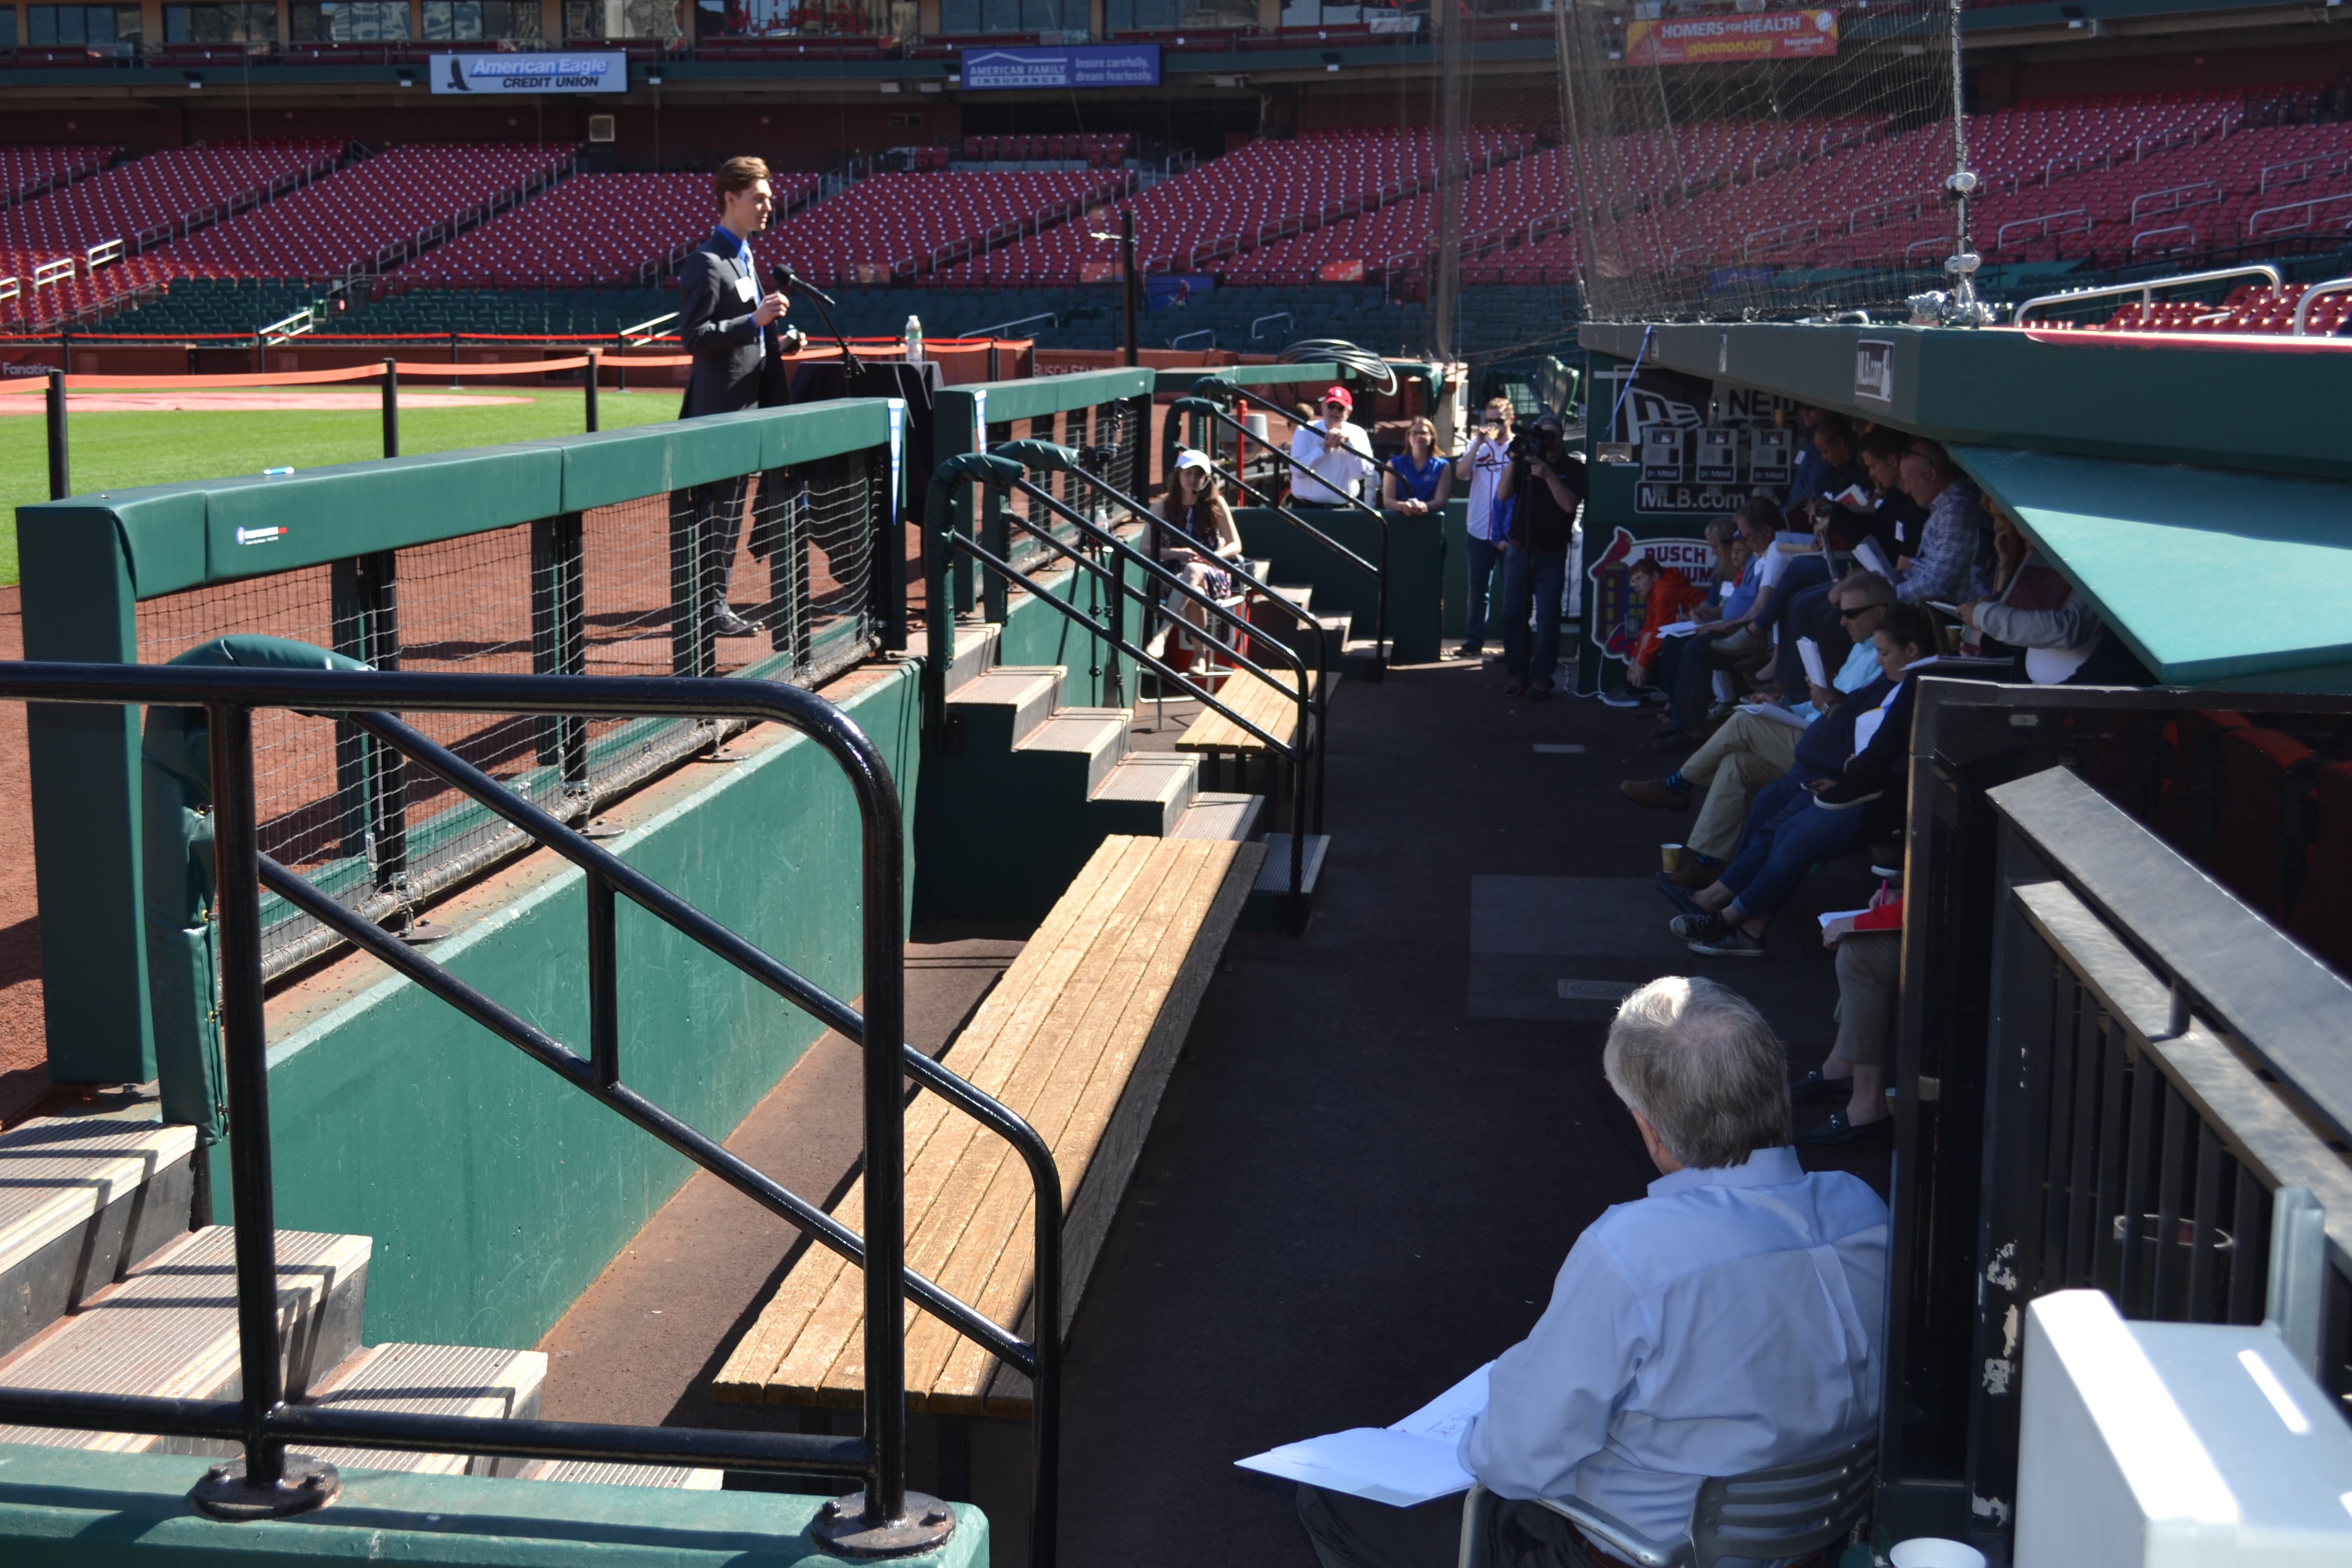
[770,262,837,309]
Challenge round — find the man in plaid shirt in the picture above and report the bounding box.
[1892,442,1993,606]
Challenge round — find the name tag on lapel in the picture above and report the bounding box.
[736,275,756,303]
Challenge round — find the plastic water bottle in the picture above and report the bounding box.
[263,467,295,477]
[904,314,924,364]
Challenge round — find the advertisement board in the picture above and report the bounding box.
[430,52,625,93]
[960,44,1161,90]
[1624,9,1837,65]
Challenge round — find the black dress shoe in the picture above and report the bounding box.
[1789,1070,1850,1105]
[710,609,761,639]
[1796,1111,1894,1146]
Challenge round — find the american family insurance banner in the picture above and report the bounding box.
[1624,9,1839,65]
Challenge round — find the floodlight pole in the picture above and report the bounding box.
[1941,0,1991,326]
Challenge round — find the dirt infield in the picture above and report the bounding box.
[0,588,42,1122]
[0,393,534,415]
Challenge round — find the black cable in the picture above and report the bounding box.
[1275,337,1399,397]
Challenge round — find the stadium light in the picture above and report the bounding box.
[184,69,204,88]
[396,66,416,86]
[646,65,664,85]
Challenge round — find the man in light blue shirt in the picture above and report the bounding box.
[1296,977,1888,1568]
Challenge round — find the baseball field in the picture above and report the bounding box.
[0,384,678,586]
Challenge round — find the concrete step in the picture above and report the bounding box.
[901,620,1004,696]
[1090,752,1200,836]
[1169,791,1264,843]
[518,1458,724,1489]
[296,1342,547,1477]
[1245,831,1333,931]
[1265,583,1315,615]
[944,665,1065,751]
[0,1225,371,1455]
[0,1097,197,1361]
[1343,638,1389,681]
[1014,706,1132,797]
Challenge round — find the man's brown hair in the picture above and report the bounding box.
[714,155,770,212]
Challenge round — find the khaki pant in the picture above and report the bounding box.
[1834,930,1901,1067]
[1679,709,1801,863]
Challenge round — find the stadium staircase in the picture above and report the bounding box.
[0,1092,719,1490]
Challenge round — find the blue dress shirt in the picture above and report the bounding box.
[716,226,762,360]
[1458,1147,1887,1559]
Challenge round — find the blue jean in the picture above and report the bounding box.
[1721,771,1872,923]
[1753,555,1832,647]
[1461,534,1504,652]
[1500,545,1567,685]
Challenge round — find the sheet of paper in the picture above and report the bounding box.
[1657,621,1704,639]
[1830,483,1872,508]
[1235,1363,1489,1508]
[1796,637,1828,689]
[1738,701,1810,731]
[1818,906,1869,931]
[1852,539,1894,580]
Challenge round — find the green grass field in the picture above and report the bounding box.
[0,385,678,587]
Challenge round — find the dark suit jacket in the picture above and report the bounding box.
[677,231,793,419]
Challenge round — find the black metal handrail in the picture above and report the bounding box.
[922,452,1314,921]
[0,661,1061,1564]
[994,438,1330,837]
[1174,381,1391,676]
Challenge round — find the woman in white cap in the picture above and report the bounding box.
[1159,449,1246,656]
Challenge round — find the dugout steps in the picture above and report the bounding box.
[0,1105,714,1491]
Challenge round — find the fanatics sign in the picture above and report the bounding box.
[1624,10,1838,65]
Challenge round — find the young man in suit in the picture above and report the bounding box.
[679,155,802,638]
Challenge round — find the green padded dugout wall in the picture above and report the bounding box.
[16,399,894,1084]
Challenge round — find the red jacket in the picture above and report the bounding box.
[1632,568,1709,668]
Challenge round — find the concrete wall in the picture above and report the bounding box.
[222,664,921,1352]
[1233,501,1448,665]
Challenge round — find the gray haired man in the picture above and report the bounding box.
[1296,977,1888,1568]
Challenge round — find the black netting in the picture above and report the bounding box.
[134,456,884,976]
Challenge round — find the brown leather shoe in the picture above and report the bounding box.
[1666,858,1717,889]
[1621,778,1692,811]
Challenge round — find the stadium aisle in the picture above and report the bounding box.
[1058,649,1888,1567]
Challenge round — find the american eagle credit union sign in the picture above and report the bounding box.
[1625,9,1838,65]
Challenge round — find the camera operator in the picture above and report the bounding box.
[1494,413,1586,699]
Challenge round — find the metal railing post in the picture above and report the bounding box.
[585,348,601,433]
[380,358,398,458]
[45,369,69,500]
[189,699,339,1520]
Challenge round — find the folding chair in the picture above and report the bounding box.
[1456,1434,1876,1568]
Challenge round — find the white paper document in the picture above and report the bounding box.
[1851,538,1894,580]
[1796,637,1828,689]
[1235,1363,1490,1508]
[1656,620,1705,639]
[1737,701,1810,731]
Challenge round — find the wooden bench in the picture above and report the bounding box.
[713,832,1264,1417]
[1172,668,1320,792]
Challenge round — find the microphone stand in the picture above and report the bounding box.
[773,266,864,378]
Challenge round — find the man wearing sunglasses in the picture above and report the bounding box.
[1287,385,1376,508]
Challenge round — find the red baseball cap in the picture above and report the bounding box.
[1322,385,1353,409]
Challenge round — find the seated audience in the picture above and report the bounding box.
[1889,443,1993,607]
[1958,504,2150,685]
[1623,500,1778,716]
[1792,888,1903,1147]
[1634,513,1745,737]
[1294,976,1889,1568]
[1772,428,1924,696]
[1157,449,1245,649]
[1619,555,1709,701]
[1672,604,1941,958]
[1383,416,1454,516]
[1625,572,1896,881]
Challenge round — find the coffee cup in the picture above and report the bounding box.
[1661,843,1684,873]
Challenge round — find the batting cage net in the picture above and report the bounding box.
[135,456,888,977]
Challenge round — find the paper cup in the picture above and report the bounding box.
[1661,843,1684,873]
[1889,1540,1987,1568]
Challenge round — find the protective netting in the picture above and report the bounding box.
[135,458,883,976]
[1420,0,1956,351]
[1554,0,1955,323]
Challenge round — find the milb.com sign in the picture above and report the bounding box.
[431,52,625,93]
[1625,10,1837,66]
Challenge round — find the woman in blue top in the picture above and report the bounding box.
[1381,416,1453,516]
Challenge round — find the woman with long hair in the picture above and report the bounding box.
[1381,415,1453,515]
[1159,448,1246,655]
